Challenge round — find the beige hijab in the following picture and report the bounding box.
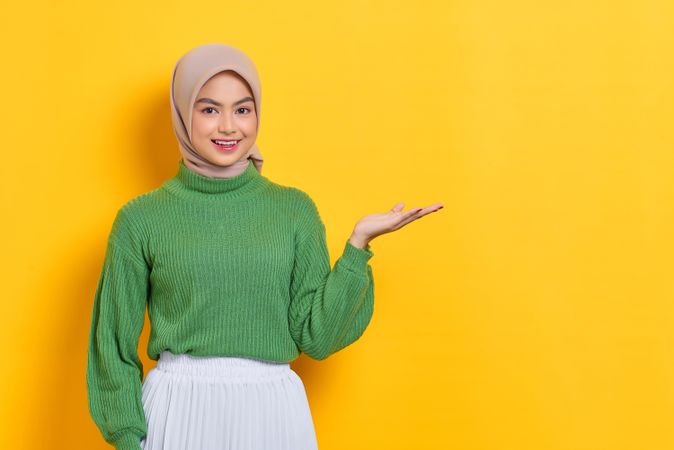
[170,43,264,178]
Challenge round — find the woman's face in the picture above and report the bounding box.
[191,70,258,167]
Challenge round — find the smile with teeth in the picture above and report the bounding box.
[211,139,241,151]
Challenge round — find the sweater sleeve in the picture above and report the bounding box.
[86,206,149,450]
[288,191,376,360]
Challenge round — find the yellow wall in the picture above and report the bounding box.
[3,1,673,449]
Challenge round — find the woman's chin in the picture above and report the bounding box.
[195,142,251,167]
[207,152,247,167]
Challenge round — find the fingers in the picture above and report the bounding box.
[392,213,421,230]
[389,207,422,230]
[389,202,443,225]
[391,203,444,230]
[408,204,443,216]
[403,207,423,219]
[425,204,444,214]
[390,202,405,213]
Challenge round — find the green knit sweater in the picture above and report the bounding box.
[86,159,375,450]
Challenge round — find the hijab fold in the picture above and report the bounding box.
[170,43,264,178]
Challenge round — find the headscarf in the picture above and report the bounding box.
[170,43,264,178]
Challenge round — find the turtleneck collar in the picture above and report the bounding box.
[162,158,270,202]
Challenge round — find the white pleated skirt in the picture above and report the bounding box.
[140,351,319,450]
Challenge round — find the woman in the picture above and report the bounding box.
[86,43,443,450]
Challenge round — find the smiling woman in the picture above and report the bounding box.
[197,95,251,152]
[86,43,374,450]
[168,44,265,179]
[190,73,259,170]
[86,41,440,450]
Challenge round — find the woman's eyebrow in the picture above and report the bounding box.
[195,96,254,107]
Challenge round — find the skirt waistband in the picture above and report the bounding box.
[155,351,291,379]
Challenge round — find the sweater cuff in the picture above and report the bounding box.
[339,239,374,274]
[112,431,144,450]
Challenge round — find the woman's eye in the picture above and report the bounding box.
[201,106,250,114]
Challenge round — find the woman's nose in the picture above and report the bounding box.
[219,114,236,133]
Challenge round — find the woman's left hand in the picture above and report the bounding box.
[349,202,444,249]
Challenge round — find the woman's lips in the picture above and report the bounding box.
[211,139,240,152]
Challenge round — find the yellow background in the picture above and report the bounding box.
[2,0,673,449]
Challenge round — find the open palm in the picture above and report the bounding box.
[351,202,444,246]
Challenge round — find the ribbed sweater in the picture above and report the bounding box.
[86,159,375,450]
